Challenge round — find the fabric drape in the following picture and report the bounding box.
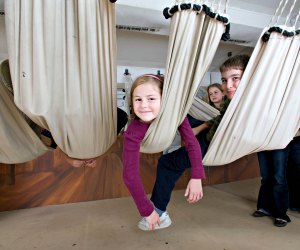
[0,60,49,163]
[189,96,220,121]
[140,2,227,153]
[5,0,117,159]
[203,27,300,166]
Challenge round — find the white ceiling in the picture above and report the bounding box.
[116,0,300,45]
[115,0,300,70]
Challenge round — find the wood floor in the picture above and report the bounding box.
[0,136,260,212]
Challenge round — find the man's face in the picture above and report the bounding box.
[221,69,243,99]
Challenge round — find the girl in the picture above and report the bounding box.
[188,83,224,156]
[206,83,225,110]
[123,74,205,231]
[188,83,224,128]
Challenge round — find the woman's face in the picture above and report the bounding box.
[208,86,224,105]
[132,82,161,123]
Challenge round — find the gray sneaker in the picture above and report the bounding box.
[138,211,172,231]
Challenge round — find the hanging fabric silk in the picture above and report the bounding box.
[0,60,49,163]
[203,27,300,166]
[140,1,230,153]
[5,0,117,159]
[189,96,220,121]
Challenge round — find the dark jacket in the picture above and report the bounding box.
[206,97,231,142]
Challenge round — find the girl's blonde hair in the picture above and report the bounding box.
[206,83,223,107]
[129,74,164,119]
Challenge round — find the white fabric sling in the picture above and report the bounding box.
[5,0,117,159]
[0,60,49,163]
[203,27,300,166]
[140,1,228,153]
[189,96,220,121]
[163,95,220,155]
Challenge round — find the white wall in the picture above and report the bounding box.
[201,72,222,87]
[116,30,168,83]
[210,72,222,84]
[116,30,168,68]
[115,30,228,87]
[117,65,165,85]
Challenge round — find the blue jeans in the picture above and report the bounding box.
[257,137,300,219]
[150,147,193,211]
[150,116,208,211]
[287,136,300,209]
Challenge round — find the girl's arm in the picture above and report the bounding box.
[178,117,206,202]
[192,122,210,135]
[122,120,154,217]
[178,117,206,179]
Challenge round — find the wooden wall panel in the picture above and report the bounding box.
[0,136,260,212]
[207,153,260,185]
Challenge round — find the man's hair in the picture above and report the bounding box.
[219,54,250,73]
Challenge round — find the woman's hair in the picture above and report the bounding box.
[129,74,164,119]
[206,83,223,107]
[219,54,250,73]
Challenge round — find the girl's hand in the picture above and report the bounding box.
[146,210,160,230]
[184,179,203,203]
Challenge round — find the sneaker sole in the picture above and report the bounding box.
[274,221,288,227]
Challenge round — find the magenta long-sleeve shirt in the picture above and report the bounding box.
[122,117,205,217]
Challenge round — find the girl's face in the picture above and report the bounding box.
[132,82,161,123]
[208,87,223,105]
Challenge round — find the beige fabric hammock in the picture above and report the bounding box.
[141,1,229,153]
[203,27,300,166]
[5,0,117,159]
[163,96,220,154]
[189,96,220,121]
[0,60,49,163]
